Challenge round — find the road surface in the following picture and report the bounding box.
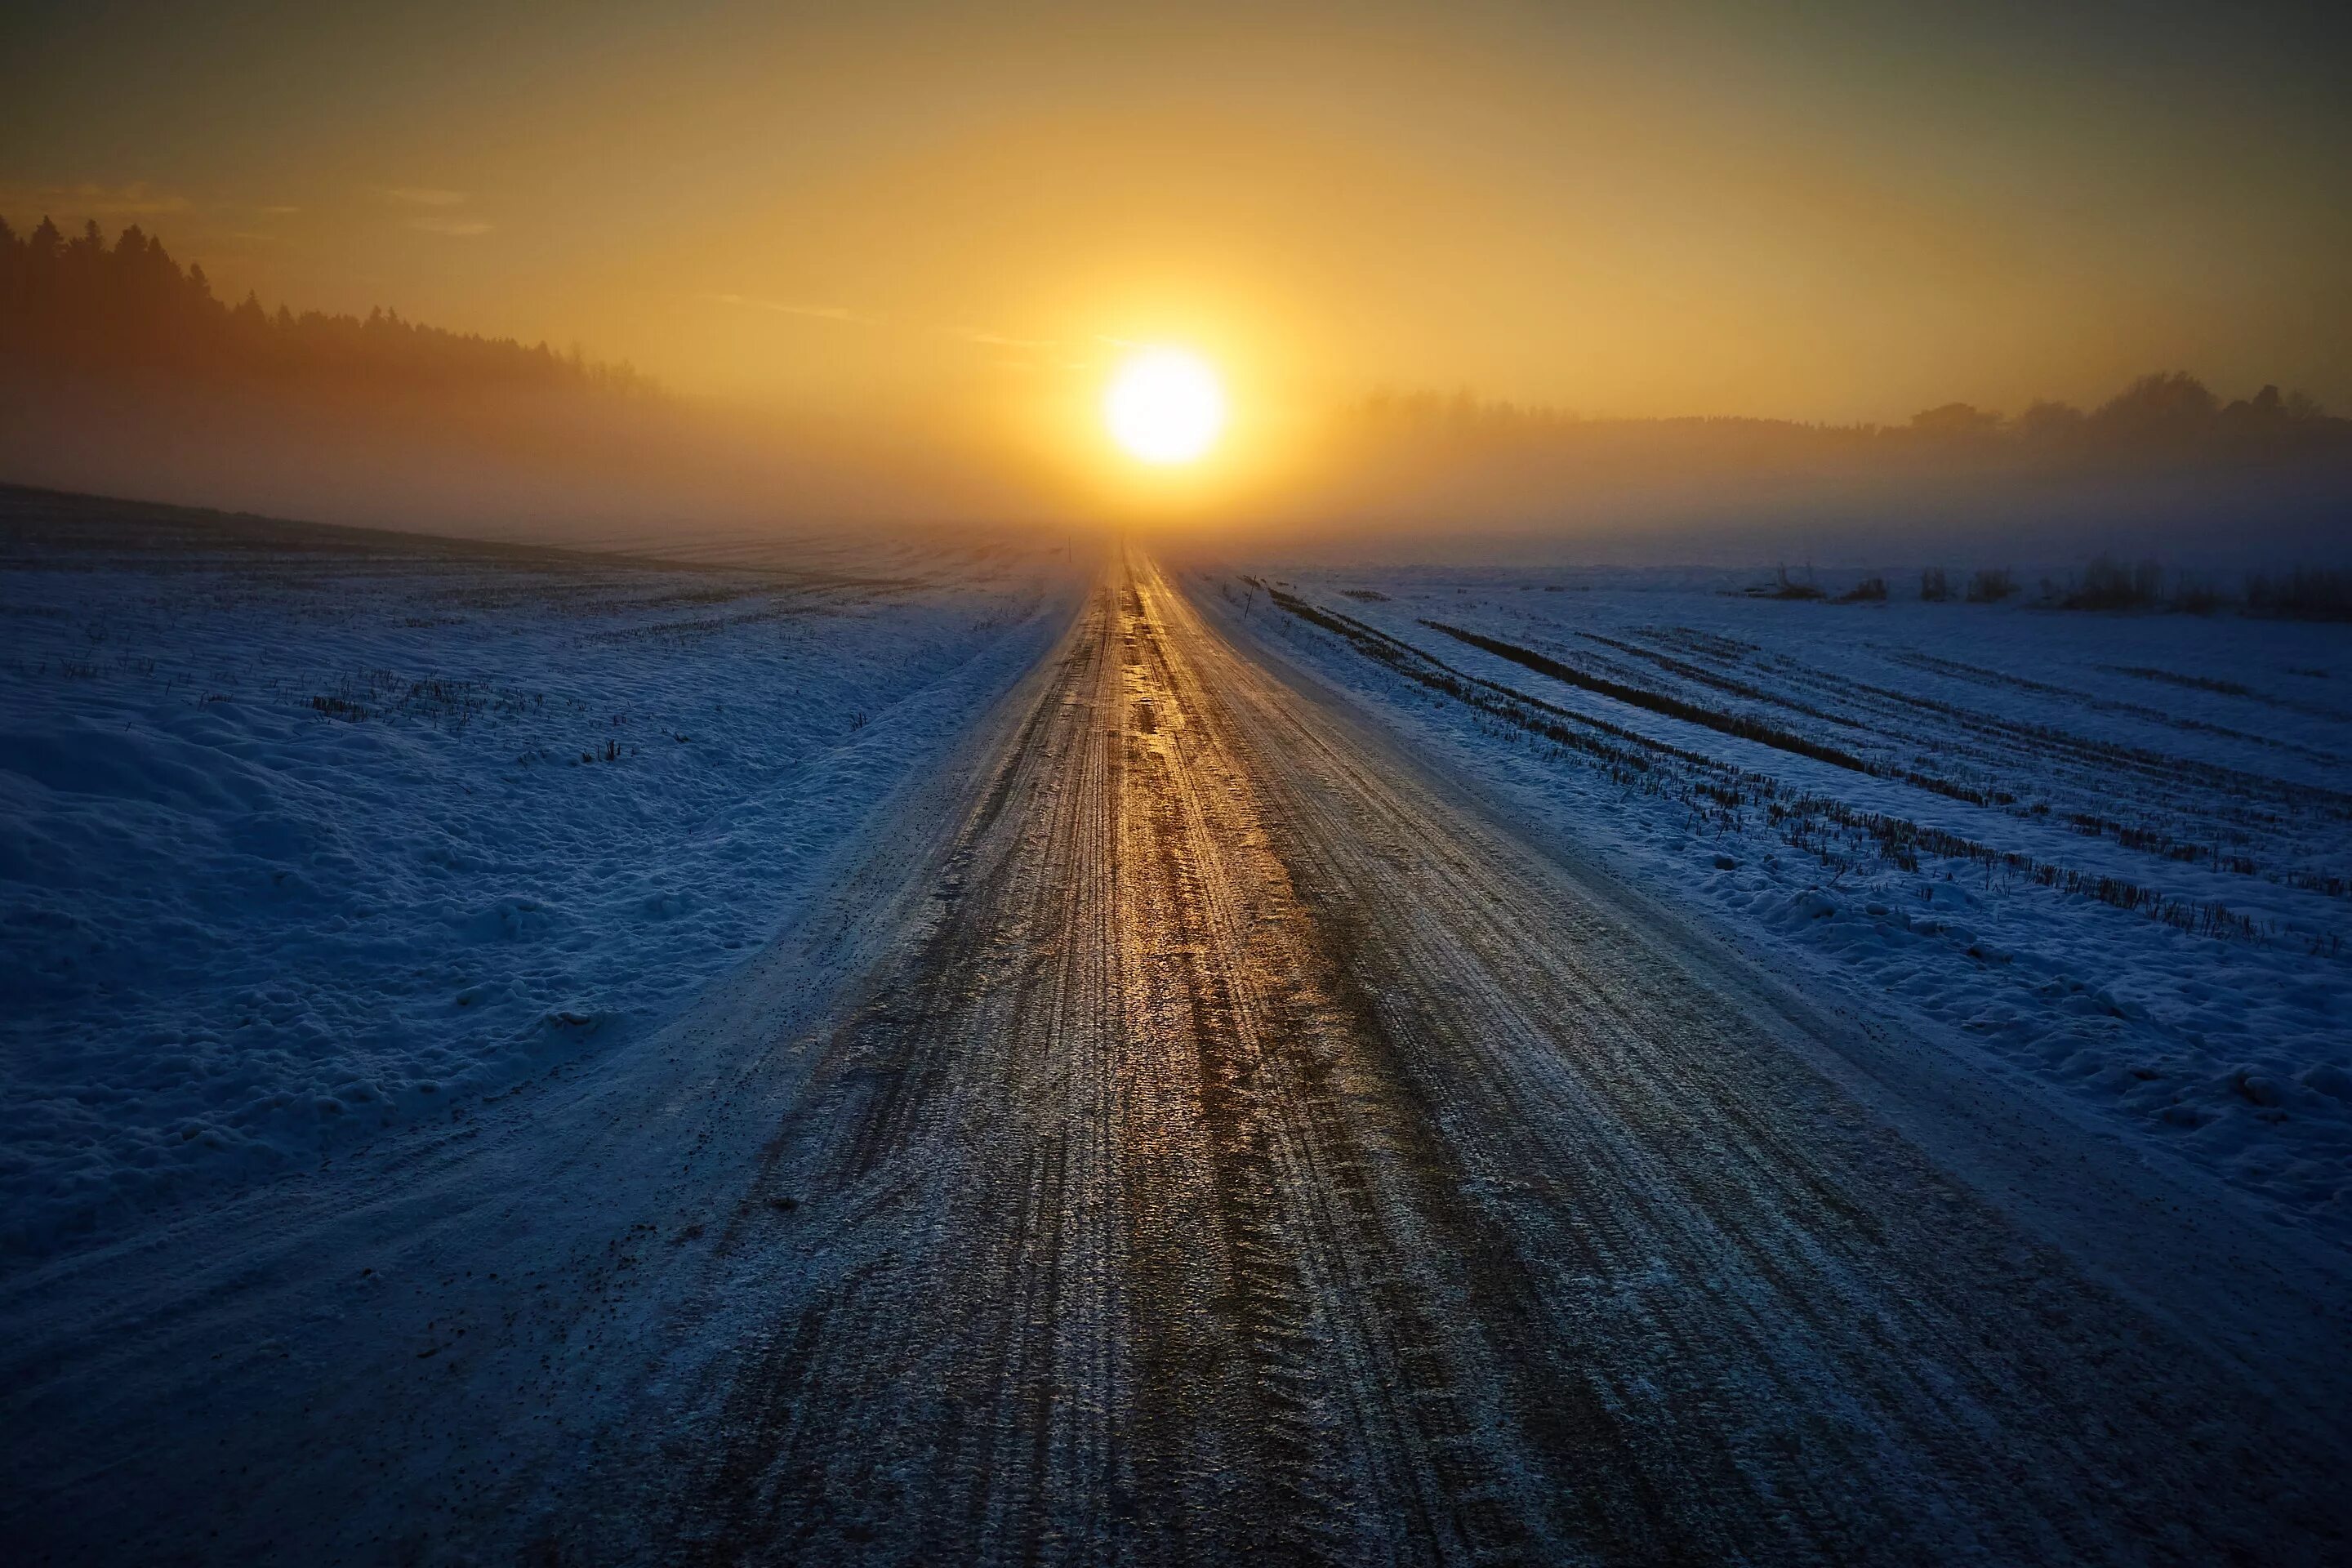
[645,553,2345,1563]
[6,550,2347,1564]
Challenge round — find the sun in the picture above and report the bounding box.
[1104,348,1226,465]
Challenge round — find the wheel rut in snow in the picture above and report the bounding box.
[662,551,2350,1566]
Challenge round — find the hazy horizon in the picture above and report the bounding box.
[10,5,2351,411]
[5,2,2351,552]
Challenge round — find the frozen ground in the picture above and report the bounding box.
[5,540,2348,1562]
[0,487,1078,1261]
[1196,560,2352,1237]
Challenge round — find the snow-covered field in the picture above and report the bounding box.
[1199,560,2352,1238]
[8,496,2342,1263]
[0,488,1077,1261]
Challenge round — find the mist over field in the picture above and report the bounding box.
[1279,382,2352,567]
[0,221,1047,542]
[8,215,2351,567]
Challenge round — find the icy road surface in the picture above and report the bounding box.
[5,547,2350,1563]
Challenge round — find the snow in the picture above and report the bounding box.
[1196,561,2352,1239]
[0,489,1078,1261]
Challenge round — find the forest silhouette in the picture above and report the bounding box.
[0,216,651,400]
[0,216,798,542]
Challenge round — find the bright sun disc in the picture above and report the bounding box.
[1105,348,1225,465]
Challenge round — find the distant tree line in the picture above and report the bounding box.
[0,216,654,399]
[1902,371,2345,461]
[1361,372,2350,465]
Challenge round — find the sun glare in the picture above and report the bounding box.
[1104,348,1225,465]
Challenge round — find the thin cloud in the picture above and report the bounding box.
[409,216,492,237]
[256,205,301,216]
[705,292,872,324]
[704,293,1058,357]
[960,328,1057,350]
[383,186,469,207]
[0,180,191,217]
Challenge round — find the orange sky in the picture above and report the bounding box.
[6,0,2350,501]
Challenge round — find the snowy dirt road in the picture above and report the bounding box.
[644,553,2351,1562]
[7,548,2350,1564]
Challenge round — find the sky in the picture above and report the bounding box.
[5,0,2350,503]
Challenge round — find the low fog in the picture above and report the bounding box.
[1254,382,2352,569]
[5,216,2350,569]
